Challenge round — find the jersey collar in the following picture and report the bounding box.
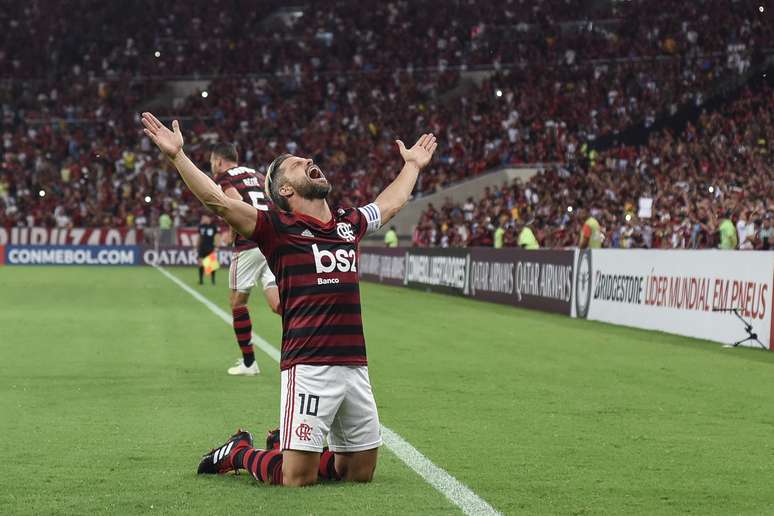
[217,165,242,179]
[293,207,335,229]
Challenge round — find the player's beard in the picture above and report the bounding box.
[298,180,332,199]
[294,166,332,200]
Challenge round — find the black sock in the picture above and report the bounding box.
[198,266,204,284]
[211,270,216,285]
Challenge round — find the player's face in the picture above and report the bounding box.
[281,156,331,200]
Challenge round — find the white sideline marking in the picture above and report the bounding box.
[156,266,500,516]
[155,266,281,363]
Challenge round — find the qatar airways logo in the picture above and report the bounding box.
[312,244,357,282]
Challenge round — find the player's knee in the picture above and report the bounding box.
[230,292,248,310]
[343,463,376,483]
[349,471,374,483]
[351,470,374,483]
[282,470,318,487]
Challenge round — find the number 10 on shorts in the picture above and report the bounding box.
[298,393,319,416]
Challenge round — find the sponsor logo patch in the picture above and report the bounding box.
[575,249,592,319]
[312,244,357,274]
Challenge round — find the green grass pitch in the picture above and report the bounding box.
[2,266,774,515]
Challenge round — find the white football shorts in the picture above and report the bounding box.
[229,247,276,293]
[279,365,383,453]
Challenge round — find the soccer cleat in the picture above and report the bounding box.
[265,428,280,450]
[227,358,260,376]
[197,429,254,475]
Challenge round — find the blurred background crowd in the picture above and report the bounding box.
[1,0,771,249]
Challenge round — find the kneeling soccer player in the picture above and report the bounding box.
[141,111,436,486]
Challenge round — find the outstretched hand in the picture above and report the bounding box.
[396,133,437,170]
[141,112,184,159]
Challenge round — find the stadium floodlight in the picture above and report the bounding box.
[154,51,161,58]
[201,91,209,98]
[567,206,573,213]
[495,89,503,98]
[38,190,46,198]
[144,195,152,204]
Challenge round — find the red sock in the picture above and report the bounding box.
[318,450,341,481]
[235,448,284,485]
[232,306,255,367]
[232,448,341,485]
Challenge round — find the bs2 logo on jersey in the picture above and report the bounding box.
[313,244,357,275]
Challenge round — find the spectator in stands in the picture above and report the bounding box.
[159,211,174,245]
[717,211,738,250]
[759,216,773,250]
[517,222,540,250]
[493,220,505,249]
[578,208,603,249]
[384,226,398,248]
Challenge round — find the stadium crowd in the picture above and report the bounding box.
[415,83,774,250]
[3,0,769,79]
[0,0,771,250]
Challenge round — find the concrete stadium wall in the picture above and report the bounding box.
[141,80,212,112]
[364,165,546,244]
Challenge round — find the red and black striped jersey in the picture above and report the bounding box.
[215,166,270,251]
[249,203,382,370]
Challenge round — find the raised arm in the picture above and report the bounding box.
[373,133,437,225]
[222,186,243,244]
[141,112,257,238]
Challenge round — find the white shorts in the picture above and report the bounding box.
[279,365,382,453]
[229,247,276,293]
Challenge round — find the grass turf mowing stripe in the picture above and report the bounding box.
[155,265,501,516]
[155,266,281,363]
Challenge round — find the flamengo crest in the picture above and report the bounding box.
[295,423,313,441]
[336,223,355,242]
